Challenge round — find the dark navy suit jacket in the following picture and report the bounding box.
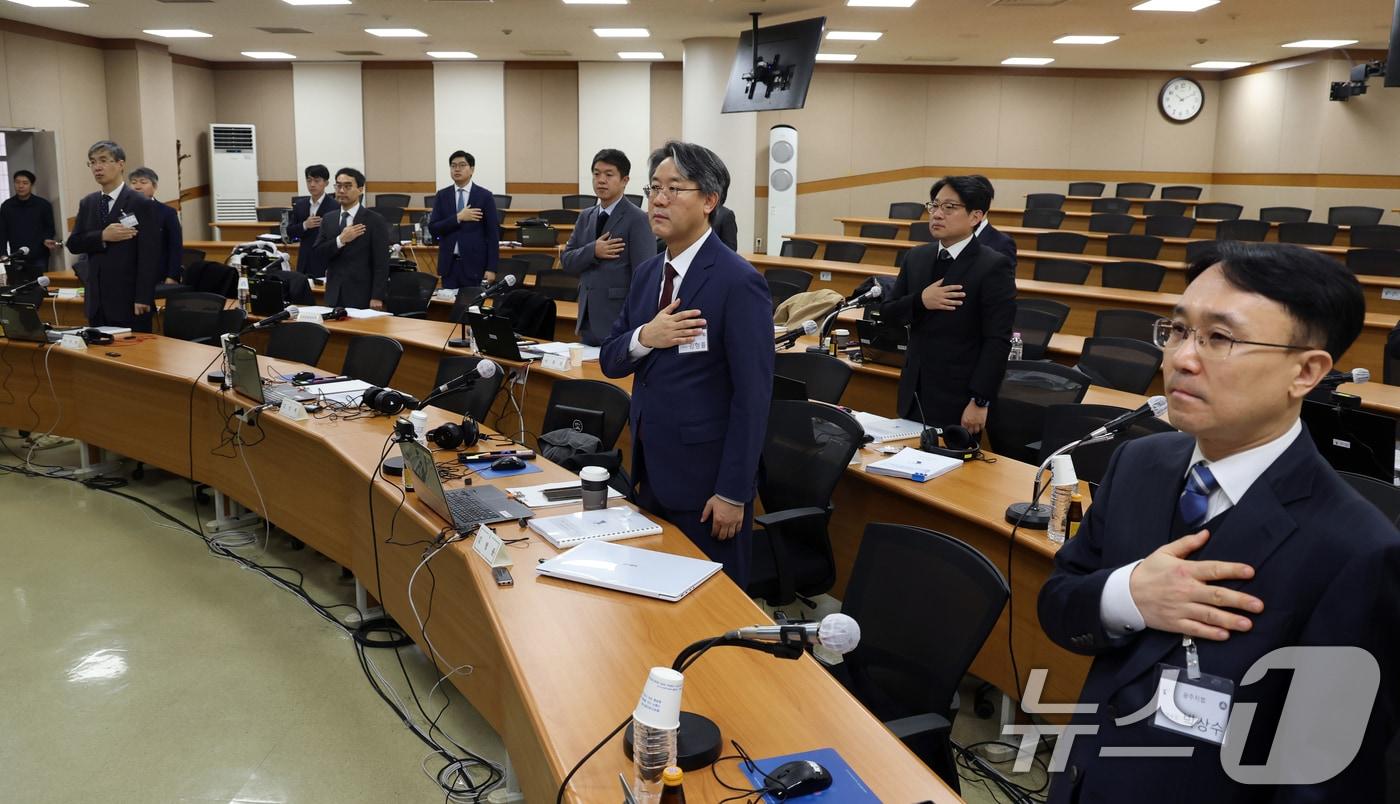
[599,231,773,511]
[428,183,500,286]
[156,202,183,281]
[65,185,163,329]
[1038,429,1400,803]
[287,193,337,278]
[978,221,1018,267]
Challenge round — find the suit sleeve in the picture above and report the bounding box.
[999,231,1018,268]
[312,215,338,262]
[66,198,105,256]
[969,256,1017,401]
[164,208,184,280]
[481,192,500,274]
[877,255,922,324]
[427,191,459,238]
[560,210,595,276]
[599,263,649,378]
[717,210,738,251]
[286,200,308,242]
[369,213,390,302]
[133,200,164,306]
[40,199,56,242]
[715,267,775,503]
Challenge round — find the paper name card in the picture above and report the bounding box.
[295,308,323,323]
[278,398,309,421]
[59,333,88,351]
[541,353,570,371]
[472,524,512,568]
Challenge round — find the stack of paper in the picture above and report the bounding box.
[852,411,925,443]
[865,447,962,482]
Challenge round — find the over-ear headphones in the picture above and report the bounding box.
[81,328,114,346]
[426,417,480,450]
[920,424,982,461]
[363,386,421,415]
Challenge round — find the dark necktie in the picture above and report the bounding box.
[341,211,350,230]
[596,210,610,239]
[1178,461,1220,530]
[659,262,678,309]
[101,194,111,220]
[931,248,954,282]
[456,188,465,212]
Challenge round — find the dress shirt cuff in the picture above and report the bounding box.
[715,494,743,507]
[335,234,344,250]
[1100,560,1147,638]
[628,327,653,360]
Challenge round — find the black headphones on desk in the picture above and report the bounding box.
[363,386,421,415]
[920,425,982,461]
[426,417,480,450]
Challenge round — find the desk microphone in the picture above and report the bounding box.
[246,305,298,331]
[1087,395,1168,440]
[479,274,517,299]
[845,282,884,304]
[428,359,499,396]
[1,274,49,293]
[324,307,349,321]
[726,613,861,655]
[1319,367,1369,390]
[775,319,817,349]
[0,246,31,264]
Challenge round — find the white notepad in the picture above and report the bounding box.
[865,447,963,483]
[852,411,925,443]
[506,480,625,509]
[528,506,663,548]
[536,540,722,602]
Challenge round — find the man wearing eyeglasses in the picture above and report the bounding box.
[312,167,389,310]
[1038,241,1399,802]
[877,175,1016,434]
[427,150,500,289]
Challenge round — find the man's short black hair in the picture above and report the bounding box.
[930,175,992,215]
[13,170,35,184]
[969,174,995,202]
[304,164,329,181]
[592,148,631,178]
[449,151,475,168]
[1186,241,1365,361]
[336,167,366,188]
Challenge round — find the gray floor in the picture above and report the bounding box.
[2,436,1051,803]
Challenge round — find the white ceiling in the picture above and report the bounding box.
[1,0,1394,70]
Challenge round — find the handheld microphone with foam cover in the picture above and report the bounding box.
[726,613,861,655]
[429,359,499,397]
[2,274,50,293]
[775,319,818,348]
[479,273,518,299]
[247,305,298,331]
[1087,395,1168,439]
[1319,367,1370,390]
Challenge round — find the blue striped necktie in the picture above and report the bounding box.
[1178,461,1219,530]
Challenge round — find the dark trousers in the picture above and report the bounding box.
[633,445,753,589]
[440,253,484,290]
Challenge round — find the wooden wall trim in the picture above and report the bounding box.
[179,185,210,203]
[503,62,580,71]
[505,182,579,195]
[259,180,299,194]
[0,18,102,49]
[363,61,434,71]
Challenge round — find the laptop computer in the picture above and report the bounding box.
[535,539,723,602]
[518,226,558,247]
[229,343,266,403]
[399,438,534,529]
[467,312,528,362]
[0,303,61,343]
[856,318,909,369]
[1301,398,1397,483]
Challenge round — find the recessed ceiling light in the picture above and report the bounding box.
[281,0,350,5]
[365,28,427,38]
[1132,0,1219,11]
[143,29,212,38]
[593,28,649,37]
[242,51,296,60]
[827,31,883,41]
[618,51,664,60]
[1282,39,1358,48]
[847,0,916,6]
[1191,60,1251,69]
[564,0,626,4]
[816,53,859,62]
[1002,57,1055,66]
[6,0,89,7]
[1053,35,1119,45]
[427,51,478,59]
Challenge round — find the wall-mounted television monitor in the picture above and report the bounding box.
[721,17,826,114]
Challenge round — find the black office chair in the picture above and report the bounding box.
[859,223,899,240]
[830,522,1009,793]
[534,271,581,301]
[1115,182,1156,199]
[1194,202,1244,221]
[385,271,438,317]
[1038,404,1175,486]
[773,352,853,404]
[341,335,403,387]
[747,400,864,608]
[907,222,936,243]
[1144,216,1196,238]
[421,195,435,208]
[539,379,632,451]
[1077,336,1163,394]
[1184,240,1218,264]
[1346,249,1400,277]
[562,194,596,210]
[1018,298,1070,332]
[430,356,505,420]
[1026,193,1066,210]
[1142,200,1187,218]
[888,202,925,220]
[217,307,246,339]
[373,205,406,231]
[181,248,206,268]
[265,321,330,367]
[1067,181,1105,197]
[1259,206,1311,224]
[514,252,557,275]
[1328,206,1385,227]
[538,209,577,226]
[1090,197,1131,214]
[161,292,227,344]
[766,278,804,310]
[987,361,1092,463]
[183,261,240,299]
[1160,185,1203,201]
[492,193,512,209]
[779,239,819,259]
[1011,307,1060,361]
[1106,234,1164,260]
[1216,219,1271,242]
[266,270,315,305]
[1089,213,1135,235]
[1093,308,1162,343]
[1339,471,1400,528]
[492,257,530,289]
[1032,258,1091,285]
[1037,231,1088,254]
[764,267,813,293]
[1349,225,1400,250]
[1101,261,1166,292]
[624,193,643,207]
[255,207,287,224]
[824,242,867,263]
[1022,208,1066,229]
[1278,222,1339,246]
[375,193,410,209]
[1389,326,1400,385]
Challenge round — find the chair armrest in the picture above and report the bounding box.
[397,311,428,319]
[754,506,828,529]
[885,712,951,741]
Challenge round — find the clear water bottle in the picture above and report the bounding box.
[1009,331,1024,361]
[279,210,290,242]
[1046,454,1078,544]
[632,667,683,804]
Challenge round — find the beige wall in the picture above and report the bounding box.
[173,62,216,240]
[503,64,579,208]
[649,64,682,150]
[213,65,296,205]
[362,66,435,187]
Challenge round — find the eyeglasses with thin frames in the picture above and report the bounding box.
[642,185,704,201]
[1152,318,1314,361]
[925,201,967,215]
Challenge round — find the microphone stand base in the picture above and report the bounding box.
[622,711,722,771]
[1005,501,1052,529]
[447,338,471,349]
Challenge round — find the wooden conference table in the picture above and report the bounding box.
[0,332,959,803]
[845,213,1359,248]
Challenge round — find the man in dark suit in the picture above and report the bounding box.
[427,150,500,289]
[600,141,773,588]
[126,167,183,285]
[287,164,336,279]
[65,140,164,332]
[312,167,389,310]
[1038,241,1400,803]
[971,174,1017,267]
[712,204,738,251]
[0,170,57,283]
[878,175,1016,433]
[561,148,656,346]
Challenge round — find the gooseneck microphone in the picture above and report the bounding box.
[726,613,862,655]
[1087,395,1168,440]
[1,274,50,293]
[775,319,818,349]
[479,273,518,299]
[245,305,298,331]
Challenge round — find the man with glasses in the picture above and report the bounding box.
[65,140,164,332]
[600,140,773,588]
[427,150,500,289]
[1038,241,1399,802]
[312,167,389,310]
[877,175,1016,434]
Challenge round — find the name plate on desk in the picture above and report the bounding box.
[295,308,322,323]
[59,333,88,351]
[1383,288,1400,302]
[541,353,570,371]
[472,524,512,568]
[278,398,309,421]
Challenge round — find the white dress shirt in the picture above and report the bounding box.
[627,228,713,360]
[452,181,474,255]
[334,203,362,249]
[597,196,622,217]
[974,218,989,237]
[1099,419,1304,637]
[938,233,974,260]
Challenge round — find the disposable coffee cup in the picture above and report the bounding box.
[568,343,584,369]
[833,328,851,348]
[633,667,684,730]
[580,466,610,510]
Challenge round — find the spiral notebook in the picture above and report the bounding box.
[527,506,663,548]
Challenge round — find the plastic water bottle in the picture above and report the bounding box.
[1009,331,1024,361]
[632,667,683,803]
[0,262,8,288]
[1046,454,1078,544]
